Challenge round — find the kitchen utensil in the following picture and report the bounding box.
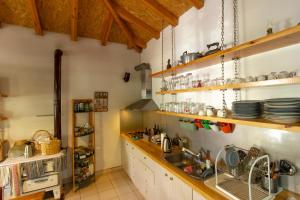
[206,106,215,116]
[204,42,221,56]
[279,160,297,176]
[220,123,234,134]
[261,175,278,193]
[24,142,33,158]
[160,132,167,149]
[232,100,262,119]
[237,150,247,164]
[225,147,240,168]
[267,72,278,80]
[180,51,202,64]
[201,120,211,130]
[194,119,204,128]
[257,75,267,81]
[167,59,172,69]
[245,76,255,82]
[217,109,227,118]
[278,71,289,79]
[162,136,172,153]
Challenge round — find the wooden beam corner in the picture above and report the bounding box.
[28,0,43,35]
[100,10,113,46]
[188,0,204,9]
[140,0,178,26]
[71,0,79,41]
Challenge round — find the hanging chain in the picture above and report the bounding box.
[220,0,227,114]
[171,26,177,102]
[233,0,240,101]
[171,26,175,65]
[161,20,165,107]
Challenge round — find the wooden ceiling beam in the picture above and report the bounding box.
[115,5,160,39]
[103,0,139,51]
[188,0,204,9]
[28,0,43,35]
[71,0,79,41]
[140,0,178,26]
[135,37,147,49]
[100,10,113,46]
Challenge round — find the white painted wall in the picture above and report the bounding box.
[0,24,141,171]
[142,0,300,193]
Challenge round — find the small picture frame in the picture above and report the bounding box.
[94,91,108,112]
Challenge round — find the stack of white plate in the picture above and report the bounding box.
[232,100,263,119]
[264,98,300,124]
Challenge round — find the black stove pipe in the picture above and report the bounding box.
[54,49,63,140]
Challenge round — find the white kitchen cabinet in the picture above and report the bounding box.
[121,139,197,200]
[159,168,192,200]
[193,190,207,200]
[121,140,128,174]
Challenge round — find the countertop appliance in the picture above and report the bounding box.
[162,136,172,153]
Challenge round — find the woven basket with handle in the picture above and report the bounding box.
[32,130,61,155]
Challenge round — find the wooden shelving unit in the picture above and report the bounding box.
[156,77,300,94]
[0,116,8,121]
[151,24,300,78]
[156,111,300,133]
[0,93,8,98]
[72,99,95,191]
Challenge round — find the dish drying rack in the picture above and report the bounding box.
[215,145,274,200]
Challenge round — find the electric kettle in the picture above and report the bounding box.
[162,136,172,153]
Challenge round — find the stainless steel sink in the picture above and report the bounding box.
[164,152,214,180]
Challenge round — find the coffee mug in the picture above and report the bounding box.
[206,108,214,116]
[217,109,227,118]
[245,76,255,82]
[278,71,289,79]
[219,123,235,134]
[198,110,206,116]
[268,72,277,80]
[257,75,267,81]
[201,120,211,130]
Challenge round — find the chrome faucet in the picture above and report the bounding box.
[182,147,201,158]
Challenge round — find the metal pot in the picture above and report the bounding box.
[180,51,202,64]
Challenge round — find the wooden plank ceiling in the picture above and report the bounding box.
[0,0,204,52]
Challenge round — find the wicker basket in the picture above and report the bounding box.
[40,138,61,155]
[32,130,52,152]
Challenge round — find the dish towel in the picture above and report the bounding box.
[0,166,10,187]
[11,164,20,197]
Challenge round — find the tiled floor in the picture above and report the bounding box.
[64,169,144,200]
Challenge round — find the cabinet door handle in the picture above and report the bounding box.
[170,177,173,181]
[165,173,168,177]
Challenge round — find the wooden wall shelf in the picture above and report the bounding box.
[156,77,300,94]
[151,24,300,78]
[156,111,300,133]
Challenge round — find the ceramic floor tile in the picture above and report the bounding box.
[96,174,110,183]
[96,180,114,192]
[118,192,138,200]
[99,188,118,200]
[132,189,145,200]
[114,184,132,196]
[81,193,101,200]
[65,195,81,200]
[111,178,128,187]
[80,184,99,197]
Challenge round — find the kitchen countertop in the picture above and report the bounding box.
[120,132,300,200]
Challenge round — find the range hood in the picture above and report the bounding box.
[125,63,159,111]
